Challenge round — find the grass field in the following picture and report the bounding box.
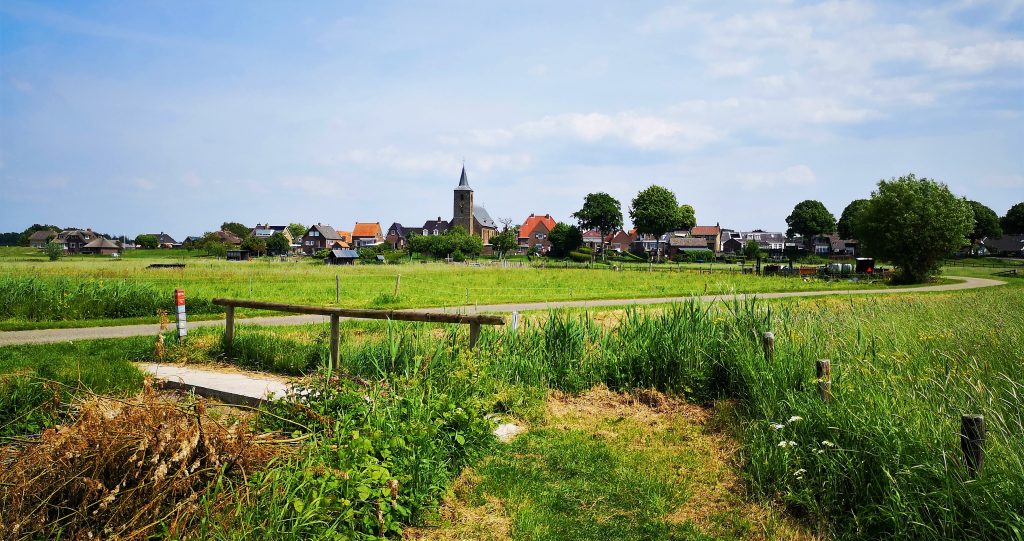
[0,247,894,329]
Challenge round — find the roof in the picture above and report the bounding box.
[581,229,603,240]
[474,206,497,229]
[983,234,1024,253]
[148,233,179,245]
[335,230,352,243]
[670,237,709,248]
[422,219,449,231]
[386,223,407,238]
[690,225,721,236]
[455,166,472,191]
[28,230,57,241]
[308,224,341,240]
[216,230,243,244]
[83,237,120,249]
[519,214,557,239]
[352,222,382,238]
[329,249,360,258]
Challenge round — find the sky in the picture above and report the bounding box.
[1,0,1022,240]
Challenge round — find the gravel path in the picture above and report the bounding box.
[0,275,1004,346]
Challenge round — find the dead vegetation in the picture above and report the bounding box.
[0,381,275,540]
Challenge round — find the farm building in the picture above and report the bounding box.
[81,237,122,255]
[325,249,359,265]
[226,250,250,261]
[28,230,58,248]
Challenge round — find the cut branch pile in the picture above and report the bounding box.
[0,381,273,540]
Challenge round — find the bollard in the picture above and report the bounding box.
[762,332,775,362]
[511,310,519,331]
[816,359,832,402]
[961,414,985,477]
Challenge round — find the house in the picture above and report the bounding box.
[518,214,557,253]
[81,237,122,255]
[352,222,384,247]
[57,229,100,254]
[250,224,293,242]
[689,225,722,254]
[385,223,408,250]
[28,230,58,248]
[325,248,359,265]
[450,166,498,243]
[146,232,180,249]
[582,229,604,250]
[630,233,661,255]
[421,218,449,236]
[811,234,850,256]
[301,223,343,255]
[983,234,1024,256]
[722,237,744,254]
[668,235,711,255]
[605,230,637,252]
[213,230,243,246]
[335,230,353,248]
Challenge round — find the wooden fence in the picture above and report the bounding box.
[212,298,504,368]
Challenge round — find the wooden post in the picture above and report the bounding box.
[335,274,340,304]
[762,331,775,362]
[465,288,469,305]
[329,315,340,369]
[224,305,235,354]
[816,359,832,402]
[394,274,401,296]
[961,414,985,477]
[469,323,481,349]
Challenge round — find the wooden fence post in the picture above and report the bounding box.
[816,359,832,401]
[330,315,340,369]
[335,274,340,304]
[762,331,775,362]
[394,274,401,296]
[469,323,481,349]
[961,414,985,477]
[224,305,235,354]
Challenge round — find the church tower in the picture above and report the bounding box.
[452,166,475,235]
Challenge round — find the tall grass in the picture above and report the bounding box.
[0,276,220,321]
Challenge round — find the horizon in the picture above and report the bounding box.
[1,1,1022,241]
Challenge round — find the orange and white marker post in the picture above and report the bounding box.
[174,288,187,339]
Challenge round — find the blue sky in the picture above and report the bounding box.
[1,0,1022,240]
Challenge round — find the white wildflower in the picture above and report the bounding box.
[777,440,797,448]
[821,440,835,447]
[788,416,803,424]
[771,423,785,430]
[793,468,806,477]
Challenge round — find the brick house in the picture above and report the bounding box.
[518,213,557,253]
[689,225,722,254]
[301,223,343,255]
[421,218,450,236]
[605,229,637,252]
[385,223,408,250]
[352,222,384,247]
[57,229,100,254]
[582,229,604,250]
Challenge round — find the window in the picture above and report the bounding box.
[433,229,438,235]
[423,229,428,235]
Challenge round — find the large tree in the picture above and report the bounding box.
[630,185,685,261]
[547,223,584,258]
[678,204,697,231]
[287,223,307,240]
[837,199,869,239]
[134,234,158,249]
[967,201,1002,244]
[856,174,973,284]
[489,228,519,259]
[1001,202,1024,235]
[573,192,623,260]
[221,222,251,239]
[266,232,290,255]
[240,235,267,257]
[785,200,836,239]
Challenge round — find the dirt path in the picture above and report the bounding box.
[0,276,1004,346]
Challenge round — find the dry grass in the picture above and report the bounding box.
[0,381,276,540]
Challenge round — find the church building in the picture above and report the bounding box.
[452,166,497,243]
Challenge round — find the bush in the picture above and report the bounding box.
[568,251,591,262]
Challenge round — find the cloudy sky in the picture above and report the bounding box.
[1,0,1021,240]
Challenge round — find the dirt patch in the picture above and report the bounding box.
[404,467,512,541]
[546,385,710,424]
[0,380,277,540]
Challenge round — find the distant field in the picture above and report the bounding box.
[0,247,894,328]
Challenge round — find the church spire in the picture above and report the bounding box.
[456,165,472,190]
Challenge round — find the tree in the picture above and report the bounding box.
[1001,202,1024,235]
[967,201,1002,245]
[240,235,267,257]
[490,229,519,259]
[786,200,836,240]
[0,232,20,246]
[742,239,762,260]
[197,232,228,257]
[18,224,61,246]
[44,240,64,261]
[573,192,623,260]
[678,204,697,231]
[221,222,251,239]
[856,174,973,284]
[837,199,869,239]
[134,234,158,249]
[548,223,584,258]
[630,185,685,261]
[288,223,307,240]
[266,232,290,255]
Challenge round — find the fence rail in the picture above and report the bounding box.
[212,298,504,368]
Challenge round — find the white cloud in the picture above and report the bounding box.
[739,165,817,188]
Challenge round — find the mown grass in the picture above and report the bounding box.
[0,249,891,328]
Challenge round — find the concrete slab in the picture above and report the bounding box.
[137,362,290,406]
